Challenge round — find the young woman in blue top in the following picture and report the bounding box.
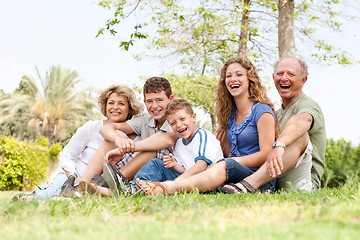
[136,58,280,195]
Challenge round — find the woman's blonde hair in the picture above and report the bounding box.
[214,58,280,149]
[98,85,143,120]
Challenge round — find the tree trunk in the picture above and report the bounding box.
[278,0,296,58]
[238,0,252,59]
[210,112,217,133]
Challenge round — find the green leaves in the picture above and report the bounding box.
[323,138,360,187]
[0,65,100,143]
[0,136,61,190]
[165,74,218,130]
[96,0,359,73]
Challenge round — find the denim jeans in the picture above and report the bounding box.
[34,171,68,200]
[132,158,182,189]
[223,158,275,192]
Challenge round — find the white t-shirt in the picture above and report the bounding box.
[173,128,224,171]
[59,120,104,178]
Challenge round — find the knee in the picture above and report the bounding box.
[288,133,309,153]
[209,160,227,174]
[148,158,164,167]
[218,160,227,170]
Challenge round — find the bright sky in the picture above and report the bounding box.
[0,0,359,145]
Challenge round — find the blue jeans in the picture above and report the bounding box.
[223,158,275,192]
[132,158,182,188]
[34,171,68,200]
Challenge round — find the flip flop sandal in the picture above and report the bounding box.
[219,180,256,194]
[135,179,169,196]
[219,183,247,194]
[239,180,256,193]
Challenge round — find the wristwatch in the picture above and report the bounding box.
[272,141,286,150]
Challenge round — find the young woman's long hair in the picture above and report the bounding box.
[214,58,280,150]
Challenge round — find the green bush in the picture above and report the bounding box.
[322,138,360,188]
[37,136,49,147]
[0,136,61,190]
[49,143,62,161]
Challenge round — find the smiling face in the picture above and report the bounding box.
[167,108,197,142]
[144,90,174,125]
[106,93,130,123]
[273,58,307,108]
[225,63,250,98]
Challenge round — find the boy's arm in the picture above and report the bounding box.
[100,122,134,142]
[100,122,138,154]
[133,132,178,152]
[175,160,208,181]
[106,131,178,156]
[171,162,186,173]
[163,153,185,173]
[166,160,186,173]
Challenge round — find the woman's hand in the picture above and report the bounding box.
[104,148,124,165]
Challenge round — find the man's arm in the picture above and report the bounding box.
[276,112,313,147]
[267,112,313,177]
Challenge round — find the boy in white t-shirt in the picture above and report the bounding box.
[103,99,224,196]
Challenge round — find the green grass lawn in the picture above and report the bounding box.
[1,187,359,240]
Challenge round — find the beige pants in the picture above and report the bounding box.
[276,140,314,192]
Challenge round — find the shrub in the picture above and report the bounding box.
[322,138,360,188]
[0,136,61,190]
[49,143,62,161]
[37,136,49,147]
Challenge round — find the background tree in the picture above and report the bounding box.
[238,0,252,59]
[0,65,101,143]
[0,80,38,140]
[323,139,360,188]
[98,0,358,68]
[278,0,295,58]
[97,0,359,131]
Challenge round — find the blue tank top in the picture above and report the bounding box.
[227,102,275,161]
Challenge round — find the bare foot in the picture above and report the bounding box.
[135,179,168,196]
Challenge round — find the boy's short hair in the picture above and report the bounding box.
[165,99,193,117]
[143,77,172,98]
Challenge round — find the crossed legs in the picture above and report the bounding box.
[140,160,228,195]
[138,133,311,195]
[80,140,157,183]
[80,141,116,182]
[242,132,310,190]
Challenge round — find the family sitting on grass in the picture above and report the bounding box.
[13,56,326,201]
